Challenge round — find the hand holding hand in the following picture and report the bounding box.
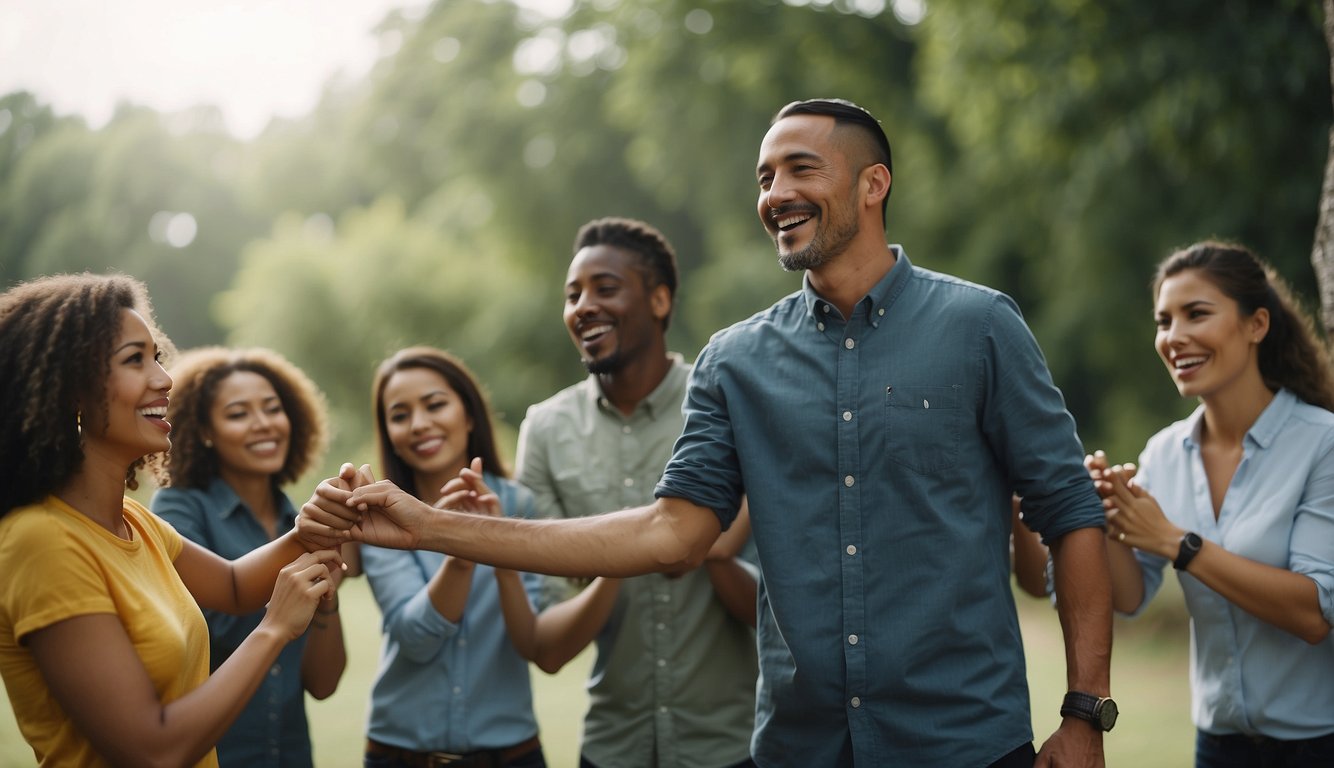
[297,463,366,551]
[344,479,435,550]
[1103,464,1180,558]
[261,549,342,641]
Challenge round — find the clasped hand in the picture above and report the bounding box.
[1084,450,1182,559]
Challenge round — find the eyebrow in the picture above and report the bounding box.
[567,271,624,288]
[1156,299,1216,316]
[387,390,450,409]
[113,340,149,355]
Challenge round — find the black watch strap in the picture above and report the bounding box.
[1061,691,1118,732]
[1173,532,1203,571]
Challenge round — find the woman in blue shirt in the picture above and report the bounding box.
[361,346,546,768]
[151,346,349,768]
[1090,241,1334,767]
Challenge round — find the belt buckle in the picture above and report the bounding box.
[426,751,467,767]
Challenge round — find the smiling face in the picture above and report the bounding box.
[381,367,474,486]
[756,114,865,272]
[205,370,290,483]
[563,243,669,375]
[1154,268,1269,401]
[81,308,173,464]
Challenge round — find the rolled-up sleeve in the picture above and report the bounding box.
[363,545,457,664]
[1289,440,1334,626]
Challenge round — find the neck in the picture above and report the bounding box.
[597,348,673,417]
[1199,372,1275,447]
[218,467,280,533]
[807,240,896,319]
[55,451,134,538]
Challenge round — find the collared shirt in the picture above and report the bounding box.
[361,474,542,752]
[656,247,1105,767]
[515,356,757,768]
[152,478,311,768]
[1131,388,1334,739]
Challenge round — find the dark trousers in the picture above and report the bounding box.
[989,742,1036,768]
[1196,730,1334,768]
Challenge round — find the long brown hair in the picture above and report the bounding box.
[371,347,507,500]
[1154,241,1334,411]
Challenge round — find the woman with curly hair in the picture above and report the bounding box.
[150,346,348,768]
[0,273,340,767]
[1088,241,1334,767]
[360,346,546,768]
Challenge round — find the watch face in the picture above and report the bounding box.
[1098,698,1119,731]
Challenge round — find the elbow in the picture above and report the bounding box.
[305,670,343,700]
[1298,618,1332,646]
[533,653,567,675]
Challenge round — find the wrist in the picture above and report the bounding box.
[315,595,340,615]
[1173,531,1203,571]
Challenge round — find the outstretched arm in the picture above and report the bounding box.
[302,468,722,578]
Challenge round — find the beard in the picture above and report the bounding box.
[582,350,626,375]
[775,208,860,272]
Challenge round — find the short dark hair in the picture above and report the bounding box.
[774,98,894,224]
[572,217,679,330]
[372,346,507,499]
[1154,240,1334,411]
[0,273,173,516]
[151,347,329,490]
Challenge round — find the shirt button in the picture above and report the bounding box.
[817,322,825,331]
[660,706,669,713]
[842,410,852,421]
[822,304,831,313]
[846,544,857,555]
[269,665,281,677]
[623,477,634,487]
[848,634,859,645]
[850,696,861,708]
[453,686,463,695]
[923,399,930,409]
[844,338,855,350]
[458,638,467,647]
[844,475,855,487]
[622,425,632,434]
[657,622,666,631]
[878,308,885,316]
[657,659,667,667]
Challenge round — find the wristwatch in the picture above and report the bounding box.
[1173,531,1203,571]
[1061,691,1118,732]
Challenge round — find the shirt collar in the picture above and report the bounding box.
[801,244,912,324]
[204,475,296,525]
[590,352,689,419]
[1181,388,1295,451]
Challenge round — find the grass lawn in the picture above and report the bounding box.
[0,578,1192,767]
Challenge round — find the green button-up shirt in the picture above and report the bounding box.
[516,356,757,768]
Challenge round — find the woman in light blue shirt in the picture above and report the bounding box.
[1090,241,1334,768]
[361,347,546,768]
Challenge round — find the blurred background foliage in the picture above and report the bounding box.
[1,0,1328,477]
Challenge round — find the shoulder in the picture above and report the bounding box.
[696,289,806,361]
[0,498,71,552]
[523,378,595,427]
[907,266,1017,323]
[149,485,211,516]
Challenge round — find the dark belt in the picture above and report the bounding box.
[365,735,541,768]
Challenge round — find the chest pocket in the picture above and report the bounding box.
[884,384,962,475]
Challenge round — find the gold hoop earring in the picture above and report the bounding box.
[76,411,82,437]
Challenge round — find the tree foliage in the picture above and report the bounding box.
[1,0,1328,475]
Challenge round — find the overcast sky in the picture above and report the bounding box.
[0,0,569,139]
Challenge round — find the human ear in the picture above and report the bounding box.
[650,283,672,323]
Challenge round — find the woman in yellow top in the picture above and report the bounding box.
[0,273,340,767]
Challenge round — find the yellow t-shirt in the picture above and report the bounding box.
[0,495,215,767]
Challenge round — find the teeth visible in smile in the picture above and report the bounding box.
[582,324,612,341]
[250,440,278,452]
[777,214,810,230]
[139,406,167,418]
[1175,356,1207,369]
[414,437,444,452]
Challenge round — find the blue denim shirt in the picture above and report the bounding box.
[152,479,311,768]
[656,248,1105,767]
[362,474,543,752]
[1131,389,1334,739]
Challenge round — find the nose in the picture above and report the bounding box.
[571,289,598,318]
[761,173,797,213]
[410,408,430,433]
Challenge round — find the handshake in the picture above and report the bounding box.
[296,458,502,554]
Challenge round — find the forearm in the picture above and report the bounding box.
[427,557,476,623]
[226,531,310,613]
[493,569,538,660]
[1050,527,1112,694]
[416,499,716,578]
[1106,540,1146,614]
[301,595,347,700]
[1179,542,1330,643]
[532,577,621,674]
[705,558,758,628]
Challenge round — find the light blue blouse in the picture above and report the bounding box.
[1132,388,1334,739]
[361,473,543,752]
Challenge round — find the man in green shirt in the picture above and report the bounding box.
[515,217,759,768]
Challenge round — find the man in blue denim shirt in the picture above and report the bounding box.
[305,98,1114,768]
